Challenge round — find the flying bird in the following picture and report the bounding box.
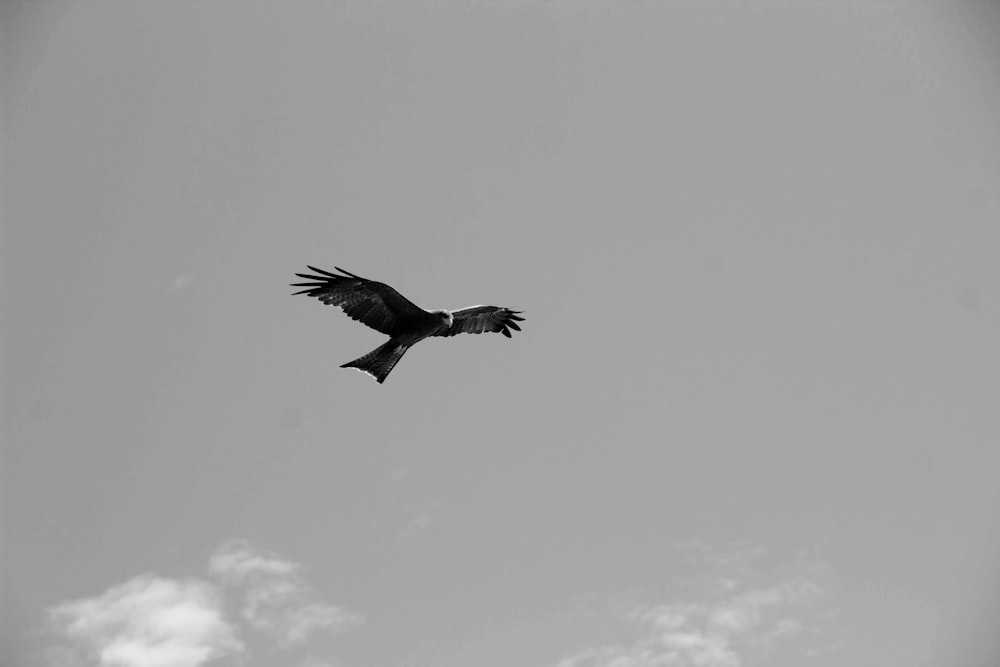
[292,266,524,383]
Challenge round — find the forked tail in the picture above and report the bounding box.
[340,340,409,384]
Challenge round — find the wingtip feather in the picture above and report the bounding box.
[334,266,363,279]
[307,265,341,278]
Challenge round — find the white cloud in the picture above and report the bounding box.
[47,540,363,666]
[242,579,364,647]
[49,576,242,667]
[209,539,299,585]
[554,543,839,667]
[210,540,364,647]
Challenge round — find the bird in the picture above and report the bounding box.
[291,266,524,383]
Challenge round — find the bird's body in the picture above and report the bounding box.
[292,266,523,383]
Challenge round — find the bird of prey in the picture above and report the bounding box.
[292,266,524,383]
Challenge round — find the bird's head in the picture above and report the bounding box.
[436,310,454,329]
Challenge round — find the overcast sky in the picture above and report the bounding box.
[3,2,1000,667]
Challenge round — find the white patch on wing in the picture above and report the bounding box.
[349,367,378,380]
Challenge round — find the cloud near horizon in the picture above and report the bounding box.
[47,541,362,667]
[554,542,840,667]
[49,576,241,667]
[210,540,364,647]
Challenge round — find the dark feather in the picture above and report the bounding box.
[291,267,428,336]
[293,265,524,382]
[434,306,525,338]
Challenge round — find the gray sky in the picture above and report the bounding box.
[3,2,1000,667]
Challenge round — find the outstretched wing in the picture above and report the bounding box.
[435,306,524,338]
[291,266,428,335]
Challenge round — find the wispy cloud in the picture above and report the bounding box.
[169,274,194,291]
[47,540,362,667]
[49,576,241,667]
[210,540,364,647]
[208,540,299,584]
[554,542,840,667]
[398,512,432,541]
